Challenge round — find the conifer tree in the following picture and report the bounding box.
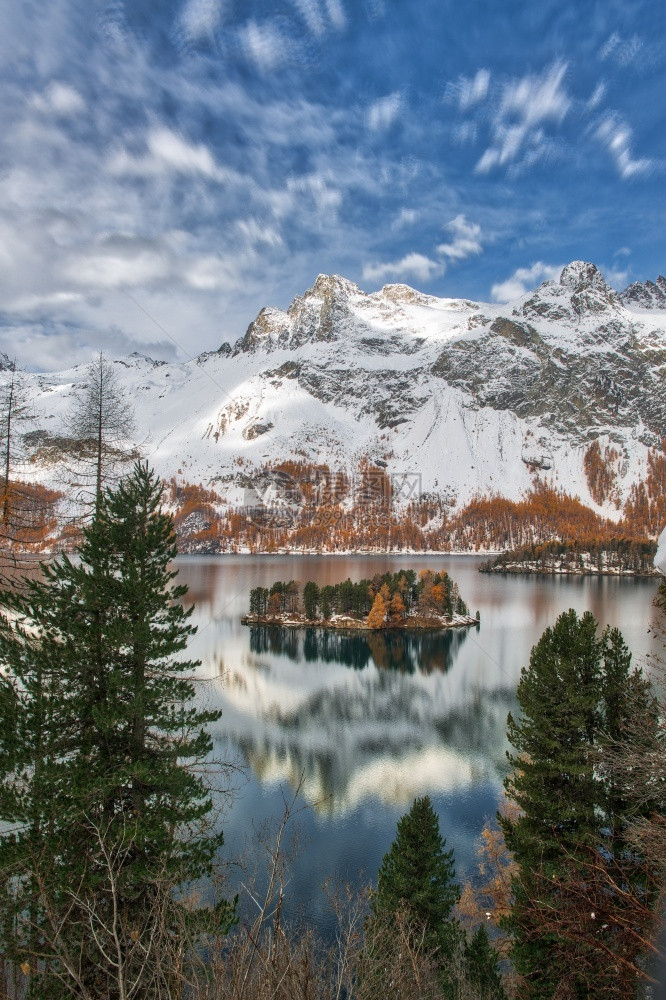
[0,461,234,997]
[465,925,506,999]
[502,609,658,998]
[303,581,319,620]
[372,796,460,957]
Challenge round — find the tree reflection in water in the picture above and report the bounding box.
[249,626,471,674]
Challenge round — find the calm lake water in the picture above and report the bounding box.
[178,554,661,935]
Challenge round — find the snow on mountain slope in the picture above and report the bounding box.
[12,262,666,519]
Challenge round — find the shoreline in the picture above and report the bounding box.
[480,563,658,578]
[241,612,479,631]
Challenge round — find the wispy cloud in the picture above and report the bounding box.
[63,237,172,289]
[176,0,226,42]
[594,113,653,179]
[108,127,233,182]
[391,208,419,231]
[324,0,347,30]
[600,263,629,289]
[599,32,643,67]
[491,262,562,302]
[237,218,284,250]
[436,215,483,262]
[290,0,326,37]
[363,253,443,284]
[447,69,490,111]
[367,92,403,131]
[238,20,294,73]
[476,61,570,174]
[30,81,86,116]
[587,81,606,110]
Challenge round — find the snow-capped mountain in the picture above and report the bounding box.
[12,261,666,520]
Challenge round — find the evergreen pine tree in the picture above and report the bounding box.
[465,925,506,999]
[372,796,460,957]
[0,461,234,997]
[303,580,319,620]
[501,609,658,998]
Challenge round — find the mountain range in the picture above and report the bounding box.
[9,260,666,548]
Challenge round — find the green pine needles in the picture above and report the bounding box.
[0,461,234,998]
[502,608,660,999]
[367,795,505,1000]
[373,795,460,957]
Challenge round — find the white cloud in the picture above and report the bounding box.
[148,128,221,176]
[177,0,226,42]
[287,172,343,213]
[455,69,490,111]
[600,264,629,289]
[392,208,418,231]
[363,253,443,285]
[599,32,643,67]
[64,240,172,289]
[290,0,326,37]
[587,81,606,110]
[436,215,482,262]
[502,62,569,125]
[183,254,242,291]
[109,127,232,182]
[491,262,562,302]
[238,20,293,73]
[237,218,284,250]
[367,92,403,132]
[324,0,347,30]
[453,121,477,145]
[30,81,85,116]
[594,114,653,180]
[476,61,569,174]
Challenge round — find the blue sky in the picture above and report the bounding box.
[1,0,664,370]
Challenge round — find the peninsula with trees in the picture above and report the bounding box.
[242,569,479,631]
[479,538,658,577]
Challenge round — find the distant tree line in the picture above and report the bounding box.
[480,537,658,575]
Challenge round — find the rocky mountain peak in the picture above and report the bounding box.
[620,275,666,310]
[305,273,362,303]
[558,260,620,315]
[379,283,435,306]
[559,260,603,291]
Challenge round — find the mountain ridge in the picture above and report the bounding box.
[6,261,666,547]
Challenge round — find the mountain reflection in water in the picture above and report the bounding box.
[213,620,510,816]
[249,625,470,674]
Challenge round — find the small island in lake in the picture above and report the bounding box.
[241,569,479,631]
[479,539,658,577]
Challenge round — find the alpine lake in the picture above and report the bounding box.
[179,554,661,937]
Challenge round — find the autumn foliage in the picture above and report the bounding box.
[14,442,664,554]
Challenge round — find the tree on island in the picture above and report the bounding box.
[367,591,388,628]
[319,584,334,619]
[389,590,406,620]
[303,580,319,620]
[502,609,660,997]
[0,462,234,996]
